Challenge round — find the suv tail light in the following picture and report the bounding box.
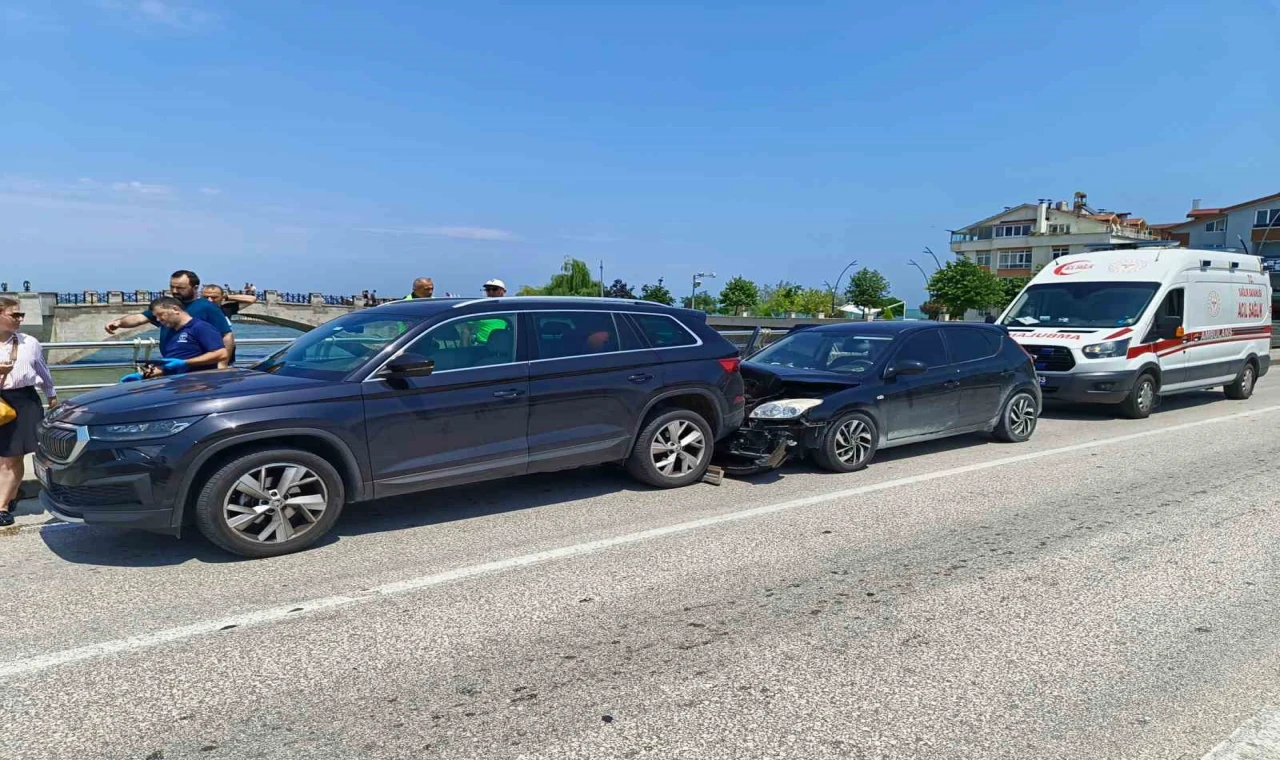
[718,357,741,374]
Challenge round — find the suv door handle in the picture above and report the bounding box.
[492,389,525,399]
[943,379,961,389]
[628,373,654,383]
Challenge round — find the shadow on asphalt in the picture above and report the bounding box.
[35,434,1003,566]
[1037,390,1228,421]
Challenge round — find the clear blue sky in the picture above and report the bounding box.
[2,0,1277,304]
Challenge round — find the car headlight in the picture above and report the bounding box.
[89,416,204,441]
[1081,339,1130,359]
[750,399,823,420]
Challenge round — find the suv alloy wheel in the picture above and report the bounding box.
[194,448,346,558]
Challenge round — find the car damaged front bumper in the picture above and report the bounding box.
[716,419,825,475]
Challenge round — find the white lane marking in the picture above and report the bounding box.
[1201,706,1280,759]
[0,596,356,679]
[3,402,1280,680]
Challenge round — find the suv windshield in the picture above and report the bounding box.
[1001,282,1161,329]
[749,331,894,375]
[255,312,421,380]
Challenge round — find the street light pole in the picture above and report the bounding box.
[907,259,930,286]
[830,259,858,314]
[691,271,716,310]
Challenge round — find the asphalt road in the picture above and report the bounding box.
[5,384,1280,759]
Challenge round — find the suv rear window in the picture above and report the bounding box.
[534,312,622,359]
[631,314,698,348]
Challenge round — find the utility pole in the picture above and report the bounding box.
[600,260,605,297]
[691,271,716,310]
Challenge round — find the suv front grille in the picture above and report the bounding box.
[46,482,139,509]
[39,424,80,462]
[1022,344,1076,372]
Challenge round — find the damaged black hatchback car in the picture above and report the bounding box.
[722,322,1040,474]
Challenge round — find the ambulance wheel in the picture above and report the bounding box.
[1224,361,1256,400]
[1120,372,1157,419]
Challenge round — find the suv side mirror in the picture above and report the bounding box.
[382,355,435,378]
[1155,316,1183,341]
[884,359,928,379]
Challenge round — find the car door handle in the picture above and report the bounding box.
[492,389,525,399]
[943,380,961,389]
[628,373,654,383]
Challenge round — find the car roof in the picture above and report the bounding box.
[369,296,703,319]
[801,321,1002,336]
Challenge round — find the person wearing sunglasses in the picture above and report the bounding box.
[0,297,57,526]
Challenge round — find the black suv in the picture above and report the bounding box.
[34,298,745,557]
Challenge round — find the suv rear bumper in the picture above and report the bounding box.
[1037,370,1138,404]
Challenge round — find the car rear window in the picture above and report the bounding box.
[944,328,1001,363]
[631,314,698,348]
[894,329,947,369]
[534,312,623,359]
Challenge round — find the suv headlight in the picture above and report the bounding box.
[750,399,823,420]
[1081,339,1130,359]
[89,416,204,442]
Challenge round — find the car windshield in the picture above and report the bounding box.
[254,312,421,380]
[748,331,894,375]
[1001,282,1161,329]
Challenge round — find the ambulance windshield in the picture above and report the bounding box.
[1002,282,1161,329]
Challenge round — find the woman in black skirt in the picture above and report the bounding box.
[0,297,57,526]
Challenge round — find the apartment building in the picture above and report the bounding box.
[948,192,1160,278]
[1157,191,1280,263]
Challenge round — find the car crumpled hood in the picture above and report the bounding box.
[741,361,864,405]
[50,369,356,426]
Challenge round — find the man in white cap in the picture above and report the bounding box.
[471,278,509,344]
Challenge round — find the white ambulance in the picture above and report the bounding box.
[997,246,1272,418]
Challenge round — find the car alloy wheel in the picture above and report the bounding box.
[1009,394,1036,438]
[222,463,330,545]
[649,419,707,478]
[832,418,873,466]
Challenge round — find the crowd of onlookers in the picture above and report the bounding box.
[0,269,515,525]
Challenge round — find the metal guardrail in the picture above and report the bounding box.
[40,328,790,395]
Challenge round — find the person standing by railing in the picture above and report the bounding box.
[0,297,57,526]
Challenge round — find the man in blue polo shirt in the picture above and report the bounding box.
[122,297,228,381]
[106,269,235,367]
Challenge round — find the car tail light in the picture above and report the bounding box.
[718,357,741,374]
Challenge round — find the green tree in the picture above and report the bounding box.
[796,287,833,316]
[927,257,1003,318]
[519,258,601,297]
[639,280,676,306]
[996,276,1029,311]
[758,281,803,316]
[606,279,636,299]
[844,268,891,320]
[717,276,760,315]
[681,292,718,312]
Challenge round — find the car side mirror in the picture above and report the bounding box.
[1155,316,1183,341]
[382,355,435,378]
[884,359,928,379]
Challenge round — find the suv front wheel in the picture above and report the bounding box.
[194,448,346,558]
[627,409,714,488]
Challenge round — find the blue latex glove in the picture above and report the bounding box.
[161,358,189,375]
[121,372,143,383]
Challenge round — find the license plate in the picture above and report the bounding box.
[1038,375,1047,386]
[33,460,50,489]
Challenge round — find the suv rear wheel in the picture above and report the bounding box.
[194,448,345,558]
[627,409,714,488]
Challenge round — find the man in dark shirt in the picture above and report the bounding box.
[122,297,228,381]
[202,284,257,364]
[106,269,235,368]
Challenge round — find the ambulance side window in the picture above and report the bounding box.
[1144,288,1184,342]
